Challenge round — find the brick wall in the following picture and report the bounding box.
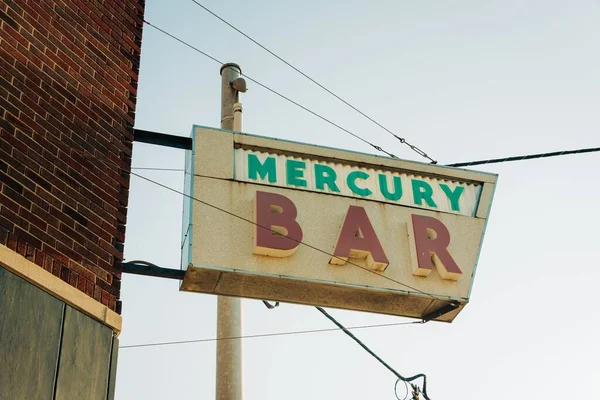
[0,0,145,313]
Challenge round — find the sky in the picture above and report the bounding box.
[116,1,600,399]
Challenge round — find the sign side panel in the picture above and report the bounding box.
[190,127,235,268]
[180,128,195,272]
[468,180,498,299]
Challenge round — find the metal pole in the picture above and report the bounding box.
[233,103,243,132]
[216,63,243,400]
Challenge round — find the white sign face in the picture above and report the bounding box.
[234,149,481,217]
[181,126,498,322]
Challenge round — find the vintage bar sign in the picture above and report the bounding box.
[180,126,497,322]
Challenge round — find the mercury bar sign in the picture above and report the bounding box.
[180,126,497,321]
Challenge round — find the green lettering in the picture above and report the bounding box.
[412,179,437,208]
[378,174,403,201]
[314,164,340,192]
[439,184,464,211]
[248,154,277,183]
[286,159,307,187]
[347,171,372,197]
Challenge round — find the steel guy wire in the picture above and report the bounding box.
[130,171,455,305]
[317,307,432,400]
[140,18,600,167]
[119,319,423,349]
[447,146,600,167]
[142,19,398,159]
[131,146,600,173]
[189,0,438,164]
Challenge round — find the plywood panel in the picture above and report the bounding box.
[54,306,113,400]
[107,337,119,400]
[0,266,64,400]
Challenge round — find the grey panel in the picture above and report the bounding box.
[54,306,113,400]
[106,337,119,400]
[0,266,64,400]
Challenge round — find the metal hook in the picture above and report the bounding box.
[394,378,410,400]
[262,300,279,310]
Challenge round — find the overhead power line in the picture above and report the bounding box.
[131,167,185,171]
[447,146,600,167]
[130,171,453,304]
[119,319,423,349]
[140,19,599,169]
[142,20,398,159]
[130,145,600,173]
[124,176,439,396]
[189,1,437,165]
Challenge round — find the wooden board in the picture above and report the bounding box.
[0,266,64,400]
[54,305,113,400]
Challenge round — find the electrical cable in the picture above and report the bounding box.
[189,1,437,165]
[121,260,432,396]
[131,167,185,171]
[316,307,431,400]
[119,319,423,349]
[142,19,398,159]
[130,144,600,173]
[446,146,600,167]
[130,171,454,304]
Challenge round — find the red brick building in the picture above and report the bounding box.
[1,1,145,398]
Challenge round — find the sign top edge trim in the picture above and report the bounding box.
[191,124,498,184]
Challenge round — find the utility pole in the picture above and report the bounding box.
[216,63,245,400]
